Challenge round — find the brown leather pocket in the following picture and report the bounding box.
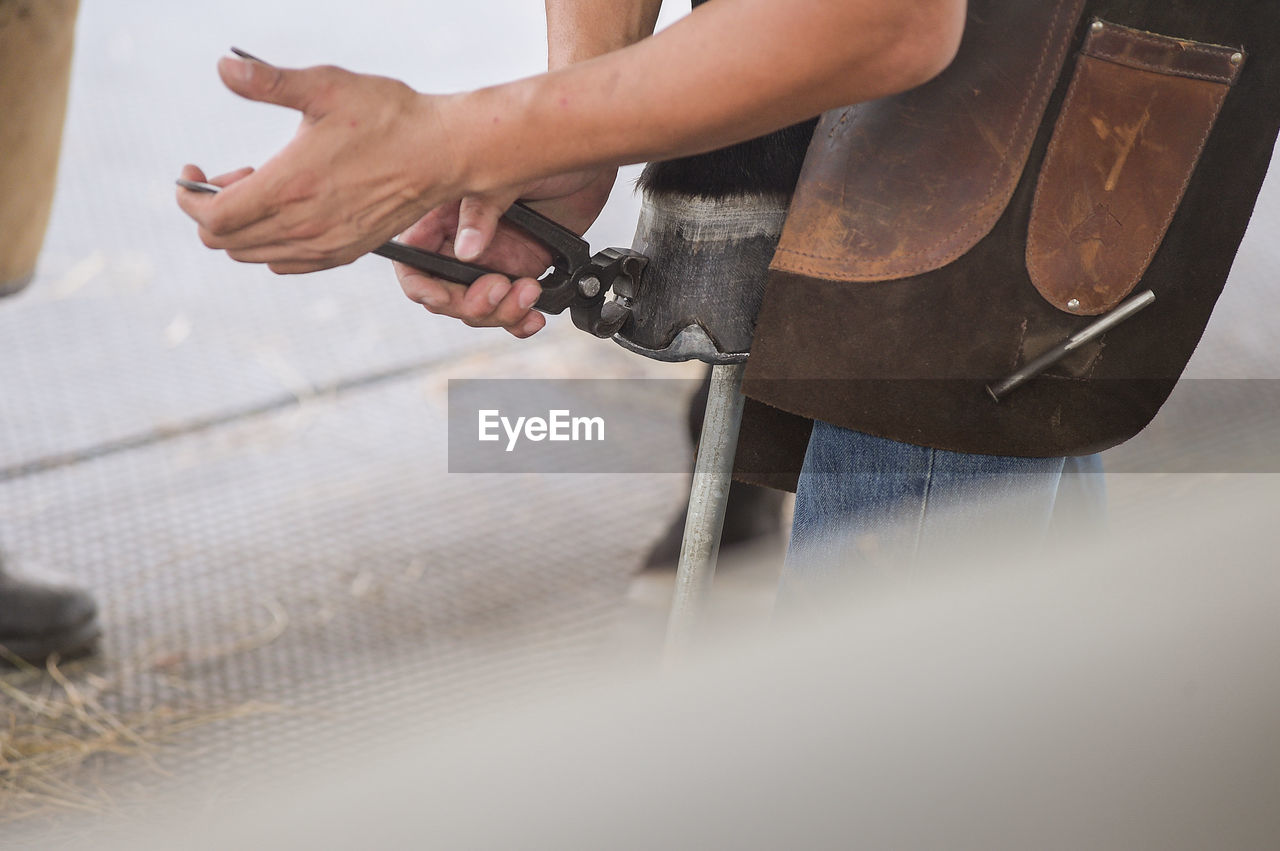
[1026,20,1244,315]
[771,0,1085,283]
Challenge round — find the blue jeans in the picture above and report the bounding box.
[780,420,1106,604]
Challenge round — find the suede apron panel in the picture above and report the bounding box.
[737,0,1280,491]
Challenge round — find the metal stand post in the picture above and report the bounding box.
[663,362,747,660]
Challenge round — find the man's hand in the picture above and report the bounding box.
[176,56,456,275]
[394,167,616,338]
[177,0,966,289]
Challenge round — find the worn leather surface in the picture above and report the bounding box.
[1086,20,1245,83]
[738,0,1280,491]
[1027,21,1243,315]
[771,0,1085,282]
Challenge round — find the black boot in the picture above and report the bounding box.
[0,553,100,666]
[643,369,785,570]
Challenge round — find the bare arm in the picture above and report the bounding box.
[456,0,964,196]
[377,0,667,338]
[545,0,664,68]
[178,0,965,275]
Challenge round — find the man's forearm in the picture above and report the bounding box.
[447,0,966,199]
[176,0,967,277]
[545,0,664,69]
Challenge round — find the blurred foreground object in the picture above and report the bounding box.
[0,0,78,295]
[0,0,101,666]
[101,476,1280,850]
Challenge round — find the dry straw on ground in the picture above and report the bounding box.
[0,604,288,825]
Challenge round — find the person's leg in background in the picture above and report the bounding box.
[1045,452,1108,548]
[778,419,1105,609]
[1,0,102,665]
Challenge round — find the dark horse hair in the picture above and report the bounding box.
[637,0,817,200]
[638,118,818,199]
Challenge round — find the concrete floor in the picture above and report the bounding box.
[3,0,1279,841]
[1,1,699,838]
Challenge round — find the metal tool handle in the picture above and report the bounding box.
[372,241,495,285]
[381,204,592,295]
[372,203,588,315]
[986,290,1156,402]
[501,202,591,272]
[176,178,590,313]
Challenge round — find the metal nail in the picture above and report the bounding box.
[987,290,1156,402]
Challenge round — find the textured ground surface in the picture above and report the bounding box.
[0,0,694,840]
[2,0,1277,843]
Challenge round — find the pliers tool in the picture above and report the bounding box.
[375,201,647,340]
[177,178,646,340]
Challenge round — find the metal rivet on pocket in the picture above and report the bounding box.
[1230,52,1244,66]
[1067,298,1081,311]
[1090,20,1104,32]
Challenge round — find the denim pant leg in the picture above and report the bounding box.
[780,420,1104,606]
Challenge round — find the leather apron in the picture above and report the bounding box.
[736,0,1280,491]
